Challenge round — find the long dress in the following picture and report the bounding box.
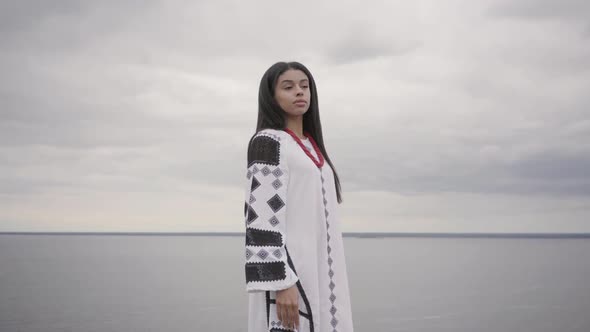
[243,128,354,332]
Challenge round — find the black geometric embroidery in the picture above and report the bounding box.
[246,227,283,247]
[272,179,283,190]
[248,135,280,167]
[252,165,259,174]
[330,293,336,303]
[247,169,252,180]
[266,291,271,328]
[246,248,254,260]
[261,166,271,176]
[245,261,286,282]
[249,194,256,204]
[272,167,283,178]
[244,201,248,217]
[246,206,258,225]
[267,194,285,212]
[257,249,269,260]
[268,216,280,227]
[251,176,261,192]
[329,281,335,290]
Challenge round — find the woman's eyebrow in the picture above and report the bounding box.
[280,79,309,83]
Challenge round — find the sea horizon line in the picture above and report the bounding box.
[1,231,589,239]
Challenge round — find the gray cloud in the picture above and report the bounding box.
[487,0,590,21]
[324,21,422,64]
[1,0,589,231]
[0,1,142,53]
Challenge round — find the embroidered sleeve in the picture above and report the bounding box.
[243,130,299,292]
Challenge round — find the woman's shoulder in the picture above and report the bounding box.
[253,128,287,142]
[248,128,288,167]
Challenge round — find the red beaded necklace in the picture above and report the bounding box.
[284,128,325,168]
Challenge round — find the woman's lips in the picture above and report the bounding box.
[294,101,307,107]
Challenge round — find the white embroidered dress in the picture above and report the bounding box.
[243,128,354,332]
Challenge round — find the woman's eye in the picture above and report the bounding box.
[285,86,292,90]
[302,86,309,89]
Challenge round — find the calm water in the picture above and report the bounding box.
[0,235,589,332]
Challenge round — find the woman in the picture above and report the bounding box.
[243,61,354,332]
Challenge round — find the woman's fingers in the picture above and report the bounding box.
[276,286,299,330]
[291,303,300,330]
[285,304,294,329]
[277,303,299,330]
[278,303,287,327]
[276,304,283,325]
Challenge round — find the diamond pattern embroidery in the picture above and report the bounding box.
[272,179,283,190]
[330,305,337,315]
[268,216,280,227]
[246,206,258,225]
[267,194,285,212]
[331,317,338,328]
[249,194,256,204]
[257,249,269,260]
[272,167,283,178]
[271,320,285,328]
[245,248,253,260]
[321,168,339,331]
[272,249,282,258]
[250,176,260,192]
[261,166,271,176]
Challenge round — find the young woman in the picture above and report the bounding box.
[243,61,354,332]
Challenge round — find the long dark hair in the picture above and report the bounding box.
[252,61,343,204]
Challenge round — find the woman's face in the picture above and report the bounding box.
[274,69,310,117]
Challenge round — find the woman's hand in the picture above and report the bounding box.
[276,285,299,330]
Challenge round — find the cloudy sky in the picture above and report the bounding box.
[1,0,589,233]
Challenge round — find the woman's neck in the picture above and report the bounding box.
[285,115,305,139]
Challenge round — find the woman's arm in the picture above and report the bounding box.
[243,130,299,292]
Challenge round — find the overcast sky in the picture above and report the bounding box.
[1,0,589,233]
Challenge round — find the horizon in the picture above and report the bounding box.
[2,231,590,239]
